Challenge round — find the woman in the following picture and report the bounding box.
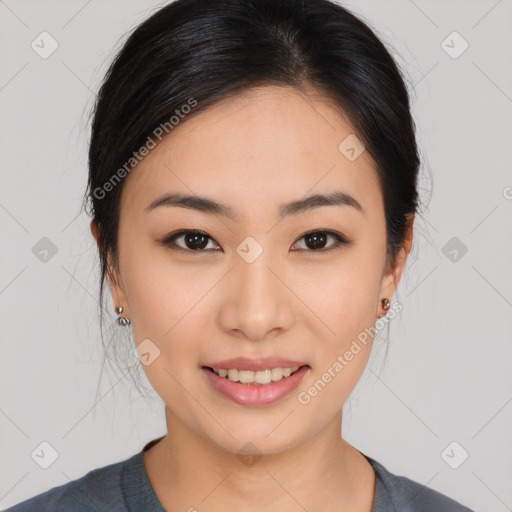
[6,0,476,510]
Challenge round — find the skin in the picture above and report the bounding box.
[91,85,413,511]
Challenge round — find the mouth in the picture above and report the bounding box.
[202,365,309,386]
[201,364,311,406]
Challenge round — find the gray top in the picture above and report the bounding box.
[5,437,476,511]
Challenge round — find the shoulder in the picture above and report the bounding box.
[4,453,137,512]
[363,453,476,512]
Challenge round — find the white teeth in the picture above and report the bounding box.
[212,366,301,385]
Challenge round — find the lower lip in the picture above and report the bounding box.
[201,366,310,406]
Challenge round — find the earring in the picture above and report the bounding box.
[116,306,131,326]
[378,297,390,318]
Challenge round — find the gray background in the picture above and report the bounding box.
[1,1,511,510]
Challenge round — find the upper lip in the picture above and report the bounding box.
[202,357,310,372]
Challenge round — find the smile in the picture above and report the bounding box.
[201,365,310,406]
[208,366,301,385]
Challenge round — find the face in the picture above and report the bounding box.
[92,85,410,455]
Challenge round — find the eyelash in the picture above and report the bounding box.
[160,229,350,254]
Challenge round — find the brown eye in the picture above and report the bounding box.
[291,230,348,252]
[182,232,209,250]
[162,230,220,252]
[305,232,329,250]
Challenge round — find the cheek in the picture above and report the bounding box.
[293,250,384,409]
[120,240,217,369]
[295,267,379,416]
[296,250,383,339]
[120,236,208,336]
[122,250,208,409]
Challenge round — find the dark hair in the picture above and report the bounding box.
[83,0,423,394]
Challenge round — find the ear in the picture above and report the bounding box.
[376,213,414,317]
[89,220,129,314]
[90,219,99,244]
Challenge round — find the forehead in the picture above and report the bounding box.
[120,85,382,222]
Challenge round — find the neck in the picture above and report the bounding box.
[143,406,375,512]
[144,407,375,512]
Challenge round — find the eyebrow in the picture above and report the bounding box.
[145,190,363,219]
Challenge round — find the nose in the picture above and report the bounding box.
[218,251,295,342]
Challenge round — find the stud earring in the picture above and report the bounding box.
[116,306,131,326]
[378,297,390,318]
